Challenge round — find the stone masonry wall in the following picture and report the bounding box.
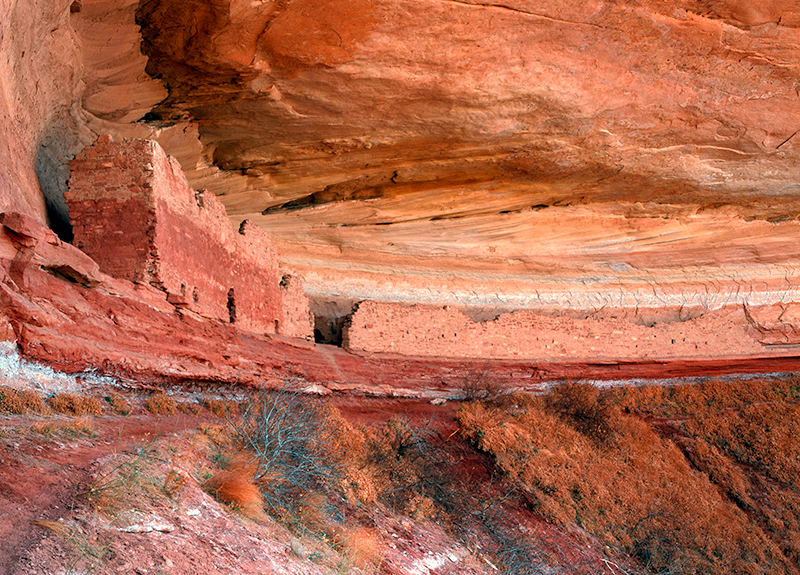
[279,274,314,341]
[66,136,286,335]
[342,300,769,360]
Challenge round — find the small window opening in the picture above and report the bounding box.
[227,288,236,324]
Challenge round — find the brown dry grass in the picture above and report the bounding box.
[47,392,103,416]
[202,398,240,418]
[608,375,800,565]
[29,416,96,439]
[458,381,799,575]
[163,469,188,499]
[360,416,457,521]
[684,402,800,486]
[0,385,46,413]
[331,526,385,571]
[144,392,176,415]
[609,375,800,418]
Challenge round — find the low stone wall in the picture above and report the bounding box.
[67,136,292,336]
[342,300,778,360]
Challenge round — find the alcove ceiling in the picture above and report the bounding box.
[62,0,800,307]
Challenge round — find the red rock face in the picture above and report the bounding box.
[127,0,800,320]
[0,205,799,395]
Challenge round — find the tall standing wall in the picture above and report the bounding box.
[66,136,284,335]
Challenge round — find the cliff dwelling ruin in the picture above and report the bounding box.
[1,0,800,387]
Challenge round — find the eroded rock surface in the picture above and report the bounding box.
[131,0,800,316]
[2,0,800,375]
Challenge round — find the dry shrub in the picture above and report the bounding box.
[226,391,459,535]
[461,370,504,402]
[230,391,342,516]
[103,393,131,415]
[458,390,794,575]
[547,381,612,443]
[342,467,378,507]
[47,392,103,415]
[0,385,46,413]
[144,392,176,415]
[363,416,456,520]
[316,404,382,507]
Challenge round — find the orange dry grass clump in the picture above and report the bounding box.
[144,392,176,415]
[47,392,103,415]
[458,381,799,575]
[310,402,383,508]
[332,526,384,570]
[29,416,95,438]
[204,457,266,522]
[103,393,131,415]
[0,385,46,413]
[202,398,240,418]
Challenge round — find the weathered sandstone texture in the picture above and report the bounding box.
[66,136,285,335]
[343,301,780,360]
[0,211,103,289]
[0,0,85,228]
[2,0,800,322]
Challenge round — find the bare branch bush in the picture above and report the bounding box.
[227,390,340,517]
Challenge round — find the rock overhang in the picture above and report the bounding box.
[7,0,800,315]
